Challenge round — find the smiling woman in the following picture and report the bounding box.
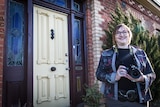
[96,23,156,107]
[113,24,132,49]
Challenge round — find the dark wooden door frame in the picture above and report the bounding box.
[26,0,88,107]
[26,0,33,106]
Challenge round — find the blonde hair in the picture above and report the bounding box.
[112,23,132,45]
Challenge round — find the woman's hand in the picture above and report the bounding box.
[115,65,128,81]
[115,65,145,82]
[126,73,145,82]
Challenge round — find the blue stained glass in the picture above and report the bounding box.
[7,1,24,66]
[44,0,67,7]
[13,13,20,28]
[74,19,82,64]
[74,2,80,12]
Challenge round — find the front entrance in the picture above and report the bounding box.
[3,1,87,106]
[33,6,70,107]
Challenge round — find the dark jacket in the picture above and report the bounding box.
[96,45,156,103]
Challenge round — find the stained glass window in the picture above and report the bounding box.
[74,2,80,11]
[7,1,24,66]
[74,19,82,64]
[44,0,67,7]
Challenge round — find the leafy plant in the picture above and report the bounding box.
[82,83,103,107]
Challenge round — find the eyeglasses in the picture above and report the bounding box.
[116,31,129,35]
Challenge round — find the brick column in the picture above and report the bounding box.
[86,0,94,86]
[86,0,104,86]
[0,0,5,106]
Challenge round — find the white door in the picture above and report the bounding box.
[33,6,70,107]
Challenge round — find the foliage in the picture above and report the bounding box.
[82,83,103,107]
[102,5,160,103]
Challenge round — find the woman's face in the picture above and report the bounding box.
[115,26,130,48]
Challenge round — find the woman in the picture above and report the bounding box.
[96,23,156,107]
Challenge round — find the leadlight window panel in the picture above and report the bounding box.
[74,2,80,12]
[74,19,82,64]
[74,0,83,12]
[7,1,24,66]
[43,0,67,7]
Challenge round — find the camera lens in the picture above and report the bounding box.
[133,71,139,76]
[128,65,141,79]
[126,90,138,102]
[130,68,140,78]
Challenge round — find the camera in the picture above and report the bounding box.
[125,65,141,79]
[118,90,138,102]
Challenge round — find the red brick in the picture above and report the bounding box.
[0,28,4,34]
[0,16,4,21]
[0,1,4,4]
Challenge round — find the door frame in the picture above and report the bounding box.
[26,0,88,106]
[26,0,34,106]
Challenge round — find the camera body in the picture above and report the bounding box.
[125,65,141,79]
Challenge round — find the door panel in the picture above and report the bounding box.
[33,6,70,107]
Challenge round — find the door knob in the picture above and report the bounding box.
[51,67,56,71]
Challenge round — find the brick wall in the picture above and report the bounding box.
[86,0,105,86]
[86,0,93,86]
[0,0,4,106]
[86,0,118,86]
[86,0,160,86]
[124,0,160,35]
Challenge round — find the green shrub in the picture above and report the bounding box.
[82,83,103,107]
